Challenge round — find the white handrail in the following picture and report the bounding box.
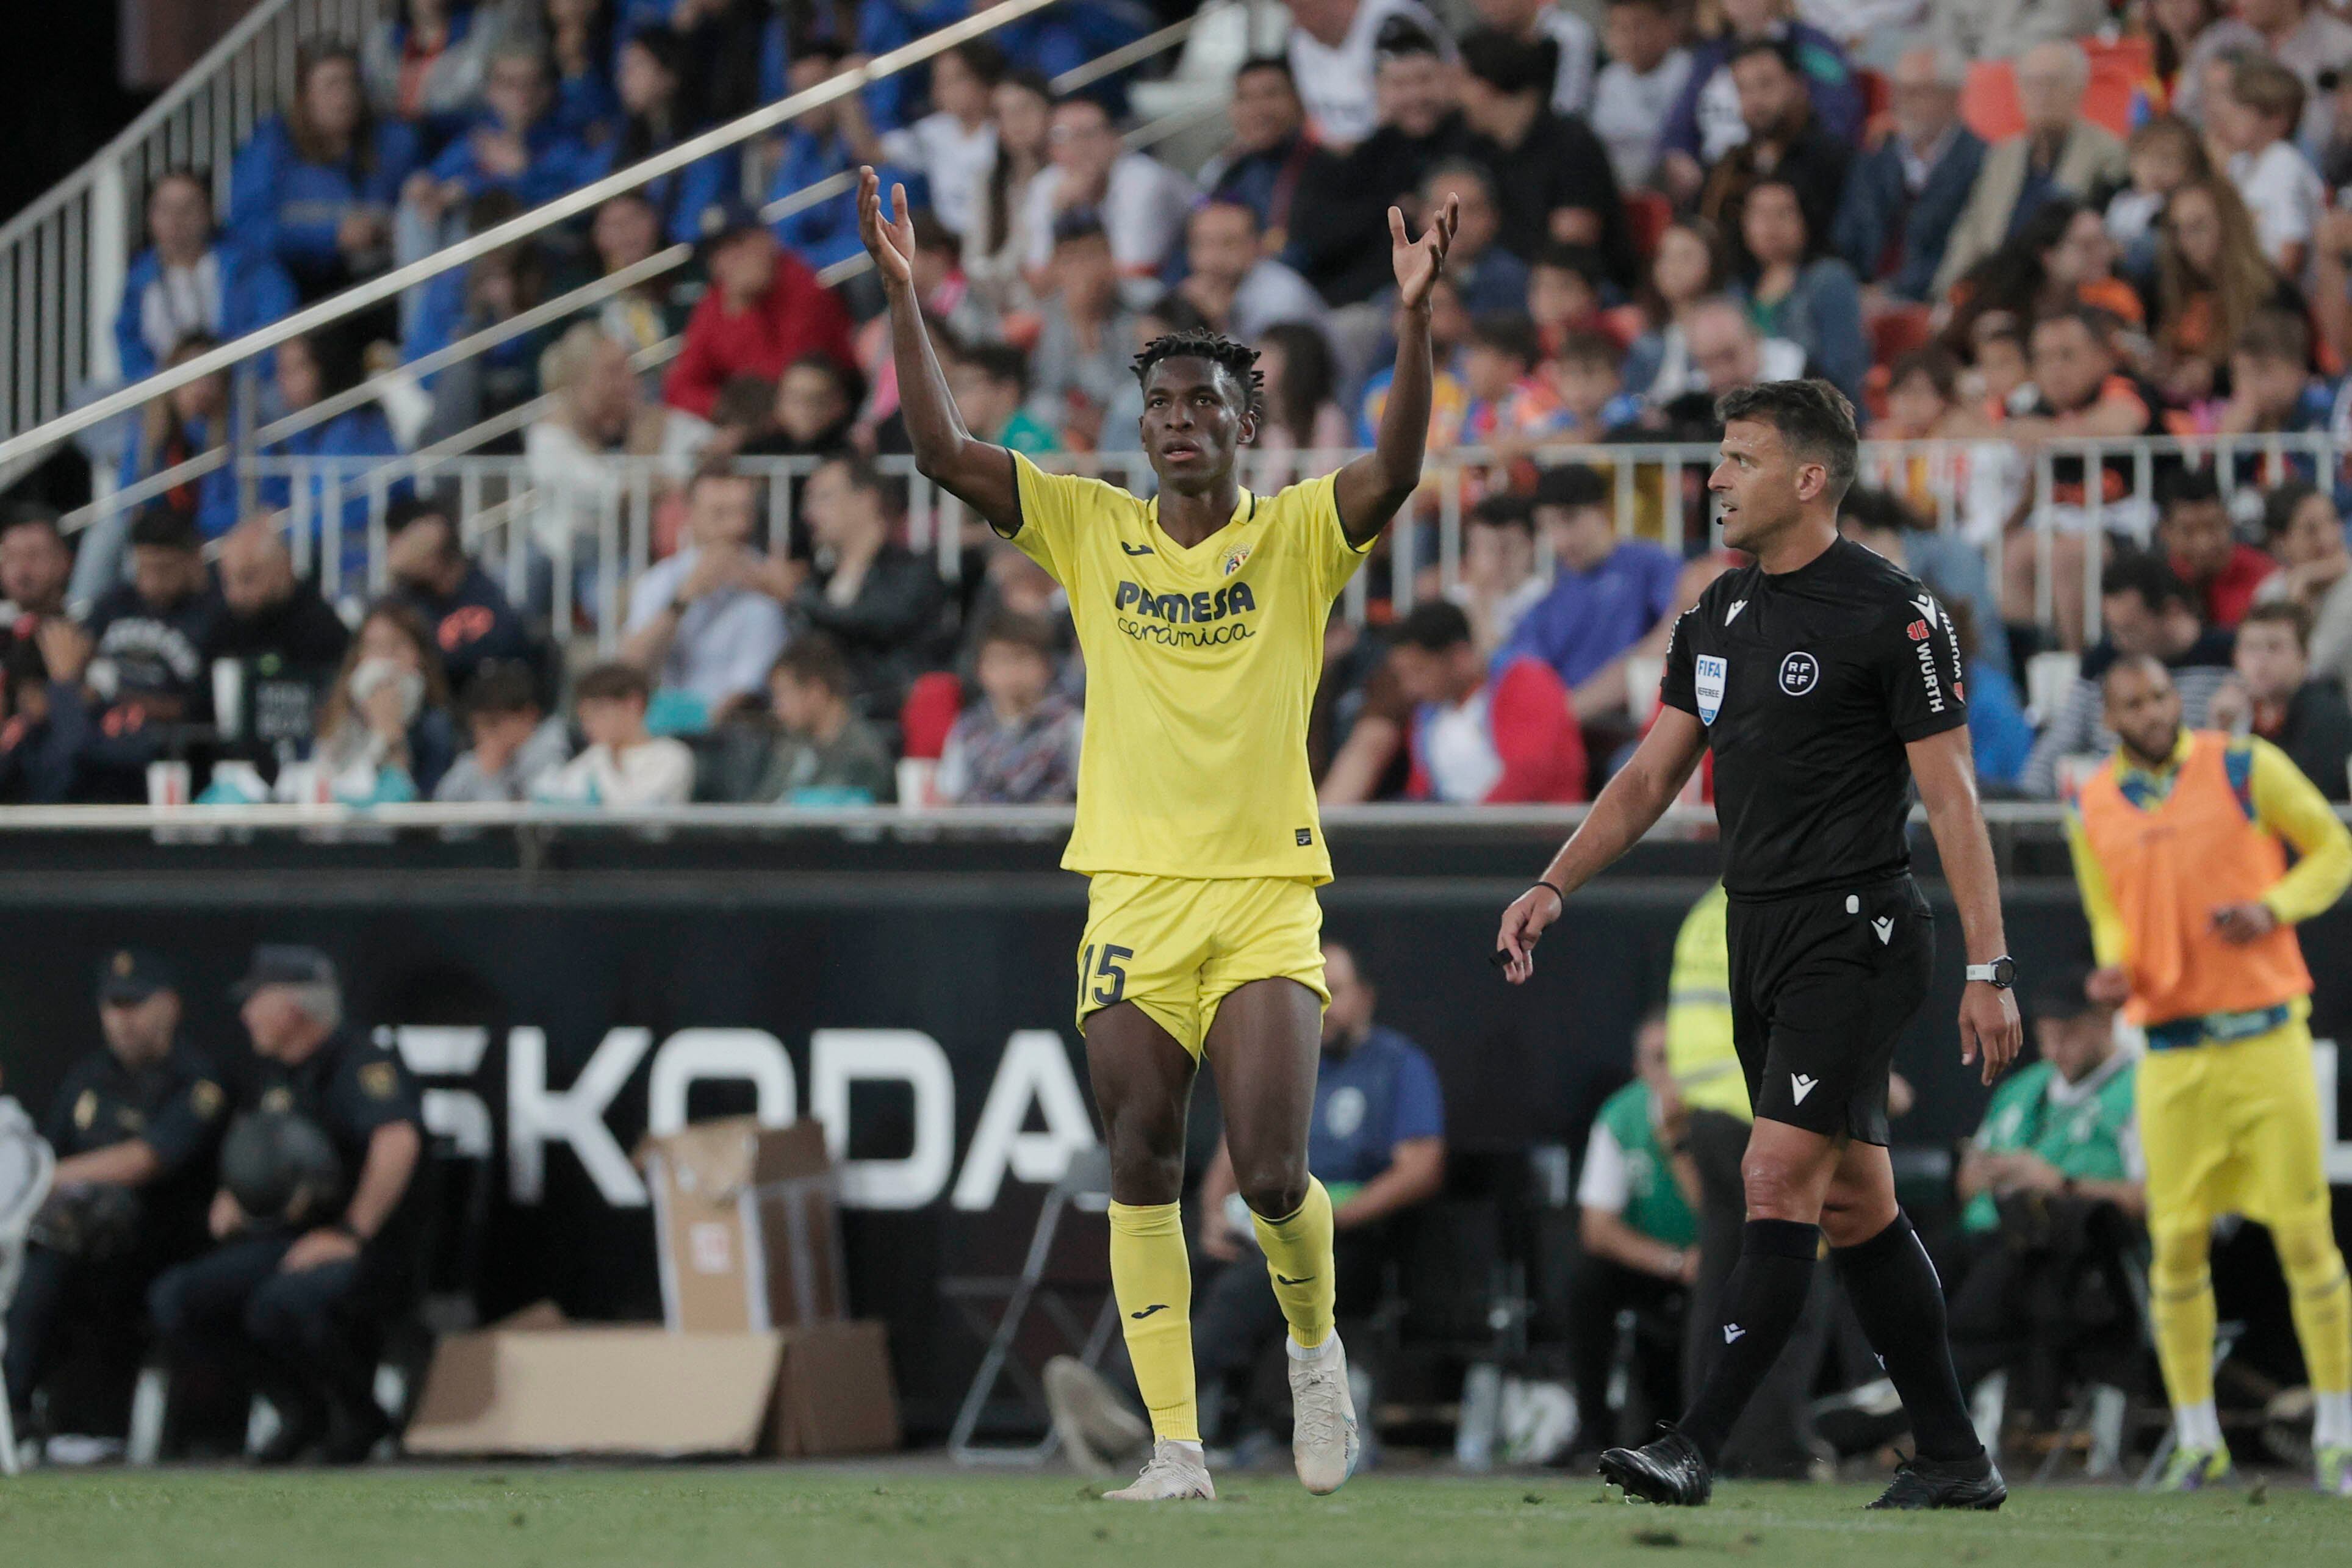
[0,0,371,437]
[0,0,1063,469]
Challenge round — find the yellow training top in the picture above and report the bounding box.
[1006,451,1372,881]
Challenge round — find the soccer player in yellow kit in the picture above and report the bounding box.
[858,166,1456,1500]
[2068,656,2352,1494]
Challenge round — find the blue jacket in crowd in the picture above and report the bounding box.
[1829,128,1985,304]
[586,137,738,246]
[427,114,599,208]
[228,117,424,293]
[113,241,299,384]
[1732,259,1866,406]
[771,128,924,272]
[257,405,406,583]
[117,414,243,541]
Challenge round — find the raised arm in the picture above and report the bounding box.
[858,167,1020,529]
[1496,705,1710,982]
[1908,725,2023,1085]
[1332,196,1458,547]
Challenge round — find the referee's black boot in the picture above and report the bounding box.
[1598,1426,1713,1506]
[1866,1451,2007,1511]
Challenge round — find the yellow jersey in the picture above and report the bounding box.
[1006,452,1372,881]
[1666,882,1751,1119]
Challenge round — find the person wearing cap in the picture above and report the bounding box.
[4,951,227,1448]
[661,201,856,420]
[146,946,423,1465]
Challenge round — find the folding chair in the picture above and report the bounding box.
[0,1097,58,1477]
[943,1144,1120,1466]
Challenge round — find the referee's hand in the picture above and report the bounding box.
[1495,885,1564,985]
[1959,979,2023,1087]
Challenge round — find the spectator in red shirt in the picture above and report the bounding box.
[2159,466,2278,628]
[662,207,855,419]
[1386,600,1586,804]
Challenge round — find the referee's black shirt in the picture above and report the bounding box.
[1660,537,1970,901]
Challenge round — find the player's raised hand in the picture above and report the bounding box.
[1495,882,1564,985]
[857,166,915,288]
[1390,194,1459,312]
[1958,979,2021,1087]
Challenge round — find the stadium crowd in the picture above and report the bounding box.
[12,0,2352,808]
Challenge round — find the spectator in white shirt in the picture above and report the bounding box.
[880,38,1004,241]
[535,661,695,807]
[2176,0,2352,149]
[618,467,793,727]
[524,322,710,574]
[1466,0,1600,115]
[2213,54,2325,276]
[1287,0,1449,151]
[1591,0,1694,190]
[1175,201,1333,347]
[1017,95,1195,306]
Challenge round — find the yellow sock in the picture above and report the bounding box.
[2150,1217,2218,1410]
[1107,1200,1198,1442]
[1251,1176,1337,1351]
[2274,1213,2352,1397]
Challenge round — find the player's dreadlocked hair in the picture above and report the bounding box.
[1130,328,1264,417]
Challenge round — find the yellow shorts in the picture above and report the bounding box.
[1075,873,1329,1057]
[2137,1017,2332,1230]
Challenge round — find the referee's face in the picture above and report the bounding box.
[1710,419,1808,552]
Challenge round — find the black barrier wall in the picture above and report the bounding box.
[1,829,2347,1433]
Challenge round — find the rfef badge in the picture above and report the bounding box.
[1695,655,1728,724]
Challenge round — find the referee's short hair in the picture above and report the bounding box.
[1714,378,1859,503]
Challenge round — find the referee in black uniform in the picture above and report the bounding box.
[1497,380,2023,1511]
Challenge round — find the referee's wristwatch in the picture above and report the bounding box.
[1965,956,2017,989]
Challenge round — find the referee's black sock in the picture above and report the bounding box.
[1832,1209,1983,1464]
[1675,1217,1820,1467]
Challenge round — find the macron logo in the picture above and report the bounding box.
[1791,1074,1819,1105]
[1872,916,1894,945]
[1723,1324,1746,1343]
[1725,599,1747,624]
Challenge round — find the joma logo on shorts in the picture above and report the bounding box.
[1113,580,1257,623]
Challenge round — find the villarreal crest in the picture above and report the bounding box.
[1220,543,1252,577]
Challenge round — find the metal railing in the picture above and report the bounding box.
[37,0,1210,538]
[0,0,371,441]
[234,431,2349,649]
[0,0,1068,480]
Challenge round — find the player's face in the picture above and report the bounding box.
[2102,662,2184,763]
[1140,357,1254,487]
[1710,419,1808,550]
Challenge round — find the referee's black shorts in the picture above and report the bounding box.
[1725,873,1933,1145]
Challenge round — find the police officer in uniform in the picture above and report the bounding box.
[4,950,226,1444]
[146,946,423,1465]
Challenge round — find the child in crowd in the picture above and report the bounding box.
[1461,312,1572,451]
[2106,115,2208,284]
[1528,246,1622,359]
[2212,54,2325,276]
[434,661,573,802]
[948,343,1062,455]
[1967,315,2034,419]
[535,660,694,807]
[1550,329,1641,441]
[743,354,863,456]
[754,635,894,805]
[937,614,1082,805]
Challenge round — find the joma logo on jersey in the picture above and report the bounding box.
[1112,580,1257,623]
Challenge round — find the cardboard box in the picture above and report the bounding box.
[638,1118,847,1333]
[404,1304,782,1457]
[401,1304,901,1459]
[769,1320,901,1458]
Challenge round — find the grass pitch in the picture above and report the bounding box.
[0,1467,2343,1568]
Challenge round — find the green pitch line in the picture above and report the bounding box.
[0,1470,2343,1568]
